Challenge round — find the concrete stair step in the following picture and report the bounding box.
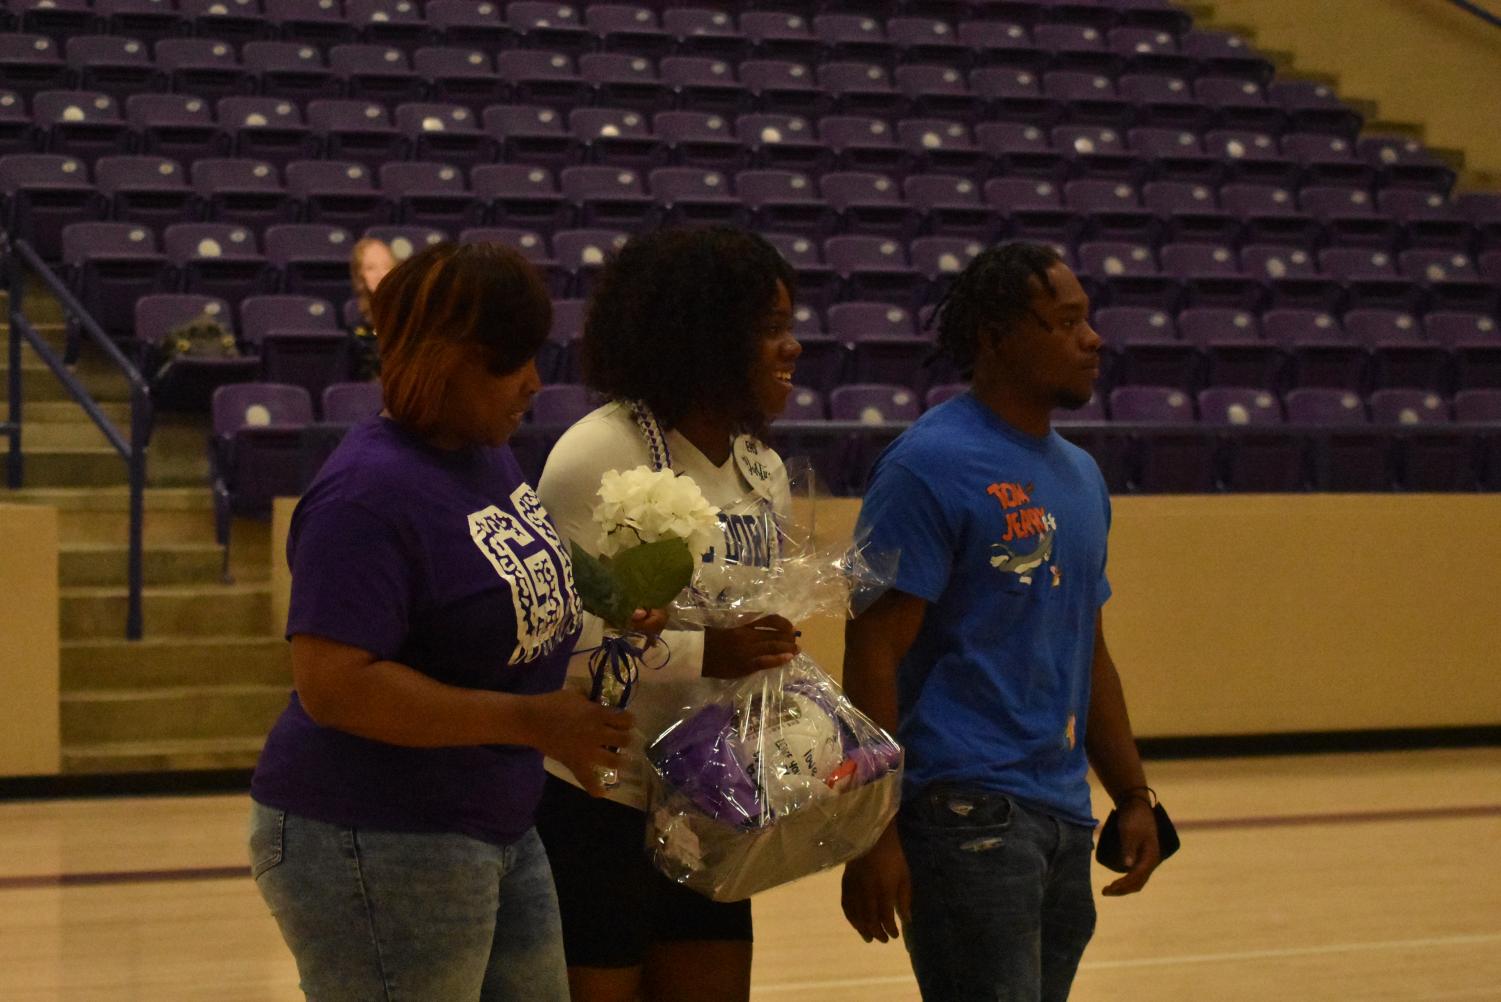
[61,582,271,639]
[62,635,291,690]
[0,443,129,487]
[61,735,266,774]
[7,420,115,450]
[59,542,243,587]
[2,486,220,544]
[18,400,132,424]
[59,683,288,744]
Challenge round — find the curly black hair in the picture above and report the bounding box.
[928,241,1064,378]
[581,226,797,432]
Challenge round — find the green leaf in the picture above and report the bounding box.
[569,541,634,629]
[610,537,696,610]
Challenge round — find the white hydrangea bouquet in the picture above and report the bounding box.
[569,465,721,710]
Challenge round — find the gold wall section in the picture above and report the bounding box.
[1204,0,1501,184]
[0,504,60,776]
[271,494,1501,737]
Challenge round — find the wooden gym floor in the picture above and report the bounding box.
[2,748,1498,1001]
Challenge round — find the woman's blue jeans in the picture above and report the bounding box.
[249,801,570,1002]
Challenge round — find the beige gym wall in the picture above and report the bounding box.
[0,504,61,776]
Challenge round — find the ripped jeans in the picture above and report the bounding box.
[898,785,1097,1002]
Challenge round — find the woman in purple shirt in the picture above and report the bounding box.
[248,242,640,1002]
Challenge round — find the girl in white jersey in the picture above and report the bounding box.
[536,227,803,1002]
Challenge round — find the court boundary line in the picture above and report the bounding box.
[1,803,1497,891]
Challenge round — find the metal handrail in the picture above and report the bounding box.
[1444,0,1501,30]
[3,235,152,640]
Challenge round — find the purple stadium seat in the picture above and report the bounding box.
[0,92,35,157]
[813,14,896,63]
[658,56,747,115]
[956,21,1047,72]
[413,47,504,112]
[763,232,838,311]
[569,107,667,171]
[897,118,985,174]
[1141,180,1237,244]
[818,116,909,175]
[1281,387,1390,490]
[1197,386,1304,490]
[242,41,336,105]
[740,60,828,118]
[661,10,746,61]
[984,176,1080,242]
[1160,241,1261,309]
[1043,70,1131,127]
[1118,75,1211,132]
[1299,185,1398,249]
[307,100,408,167]
[654,111,747,172]
[94,154,198,230]
[905,174,991,237]
[1317,247,1420,313]
[1369,388,1474,490]
[831,301,934,391]
[210,382,317,536]
[321,380,382,423]
[496,50,591,112]
[242,294,339,344]
[738,113,833,173]
[482,105,581,169]
[1100,303,1196,390]
[0,153,106,260]
[890,18,968,65]
[737,169,837,237]
[180,0,265,45]
[1065,178,1156,243]
[894,64,980,121]
[1077,241,1179,310]
[1238,243,1340,311]
[1358,134,1457,193]
[1052,124,1142,180]
[821,171,919,238]
[1204,129,1299,186]
[579,53,672,115]
[1280,132,1373,188]
[1219,182,1321,247]
[346,0,428,49]
[163,222,273,310]
[471,163,572,234]
[62,222,172,338]
[217,97,319,168]
[329,44,424,104]
[507,2,591,54]
[365,224,447,261]
[127,95,229,165]
[65,36,163,99]
[1264,308,1367,391]
[739,12,819,63]
[264,0,352,46]
[558,165,658,229]
[459,224,564,295]
[819,62,908,119]
[265,223,358,303]
[11,0,96,37]
[830,383,921,493]
[825,236,924,307]
[1176,305,1282,389]
[1193,76,1284,133]
[388,103,490,170]
[1178,29,1273,83]
[1107,385,1216,492]
[1398,249,1498,315]
[977,121,1067,177]
[970,67,1060,125]
[1454,192,1501,251]
[1346,308,1449,391]
[97,0,185,44]
[1425,311,1499,349]
[1377,188,1473,249]
[1034,23,1117,74]
[1455,389,1501,489]
[156,40,254,103]
[139,294,261,409]
[426,0,508,47]
[551,228,628,298]
[780,385,826,420]
[1269,79,1362,137]
[648,167,746,228]
[379,161,480,228]
[586,5,671,58]
[910,236,986,292]
[192,157,296,229]
[286,159,394,231]
[1109,26,1196,79]
[33,91,132,164]
[1126,126,1219,184]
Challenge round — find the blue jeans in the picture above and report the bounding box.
[249,801,569,1002]
[898,785,1097,1002]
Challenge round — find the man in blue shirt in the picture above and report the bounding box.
[841,242,1162,1001]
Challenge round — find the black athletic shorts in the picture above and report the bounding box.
[535,773,753,968]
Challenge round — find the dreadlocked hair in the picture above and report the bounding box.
[927,242,1063,378]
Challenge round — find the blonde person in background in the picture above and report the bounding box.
[348,237,396,380]
[535,226,805,1002]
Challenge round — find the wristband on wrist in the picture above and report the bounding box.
[1115,785,1157,808]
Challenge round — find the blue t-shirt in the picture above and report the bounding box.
[250,417,583,846]
[856,393,1112,827]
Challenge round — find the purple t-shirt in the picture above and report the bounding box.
[250,416,583,846]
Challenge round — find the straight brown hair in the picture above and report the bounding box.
[373,241,552,440]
